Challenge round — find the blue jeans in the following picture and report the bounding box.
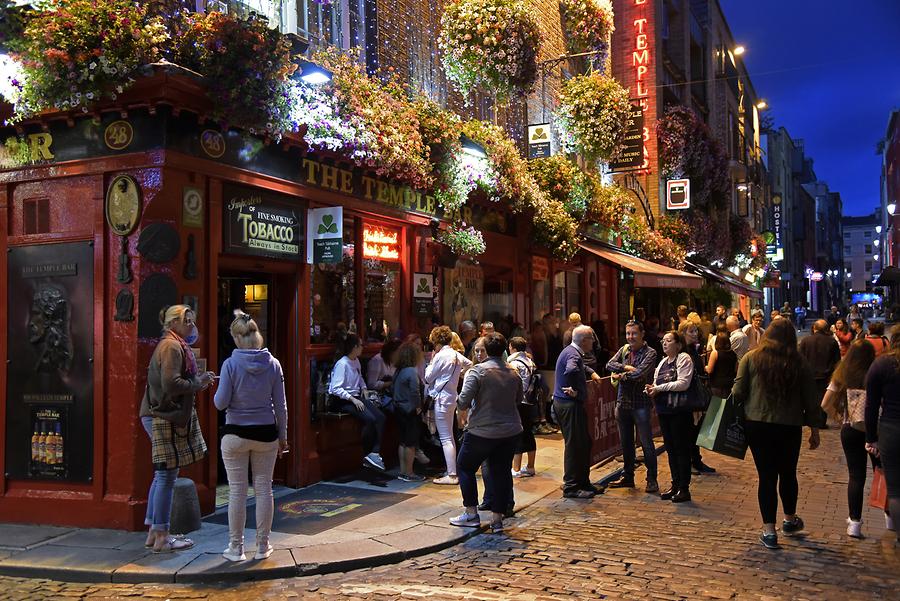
[141,416,179,531]
[615,406,657,481]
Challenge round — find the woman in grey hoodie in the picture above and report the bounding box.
[214,312,288,562]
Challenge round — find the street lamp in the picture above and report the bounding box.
[874,239,880,247]
[756,100,768,110]
[889,203,897,216]
[733,45,746,56]
[294,60,332,86]
[877,225,883,234]
[875,254,880,262]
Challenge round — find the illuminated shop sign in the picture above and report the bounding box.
[631,0,653,170]
[363,224,401,261]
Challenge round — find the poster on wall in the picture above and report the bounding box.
[443,261,483,330]
[6,242,94,482]
[222,183,303,260]
[307,206,343,264]
[413,273,434,317]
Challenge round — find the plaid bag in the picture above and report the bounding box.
[151,408,207,470]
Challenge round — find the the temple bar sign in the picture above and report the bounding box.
[666,179,690,210]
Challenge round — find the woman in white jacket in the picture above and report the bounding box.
[425,326,473,485]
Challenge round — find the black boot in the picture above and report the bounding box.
[660,487,676,500]
[672,489,692,503]
[608,476,635,489]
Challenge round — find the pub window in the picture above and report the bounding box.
[532,277,551,328]
[310,218,356,344]
[566,271,581,318]
[481,265,514,336]
[553,271,566,320]
[362,222,401,342]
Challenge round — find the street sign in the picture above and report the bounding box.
[810,272,824,282]
[666,179,690,210]
[306,206,343,264]
[767,194,783,259]
[413,272,434,316]
[527,123,552,159]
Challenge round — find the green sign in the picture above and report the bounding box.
[307,207,343,264]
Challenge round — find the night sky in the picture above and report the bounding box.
[720,0,900,217]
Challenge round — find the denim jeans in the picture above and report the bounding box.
[615,406,657,481]
[456,432,518,514]
[221,434,279,551]
[338,396,386,454]
[141,416,179,531]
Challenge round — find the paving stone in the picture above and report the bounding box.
[175,550,297,583]
[0,524,75,551]
[0,545,149,582]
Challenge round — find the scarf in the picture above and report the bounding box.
[168,330,197,377]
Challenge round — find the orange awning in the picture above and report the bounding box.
[580,243,703,289]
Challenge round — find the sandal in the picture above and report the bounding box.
[145,533,191,548]
[152,537,194,554]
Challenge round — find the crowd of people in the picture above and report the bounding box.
[137,301,899,558]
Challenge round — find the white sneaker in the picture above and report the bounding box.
[887,514,896,531]
[449,512,481,527]
[222,544,246,562]
[846,518,863,538]
[433,475,458,485]
[254,544,274,560]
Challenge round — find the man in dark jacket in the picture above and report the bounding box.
[553,325,604,499]
[798,319,841,407]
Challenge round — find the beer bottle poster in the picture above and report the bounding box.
[6,242,93,482]
[443,261,483,330]
[29,407,68,479]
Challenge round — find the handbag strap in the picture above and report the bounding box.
[433,353,459,397]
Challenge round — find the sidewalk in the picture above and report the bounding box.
[0,434,629,584]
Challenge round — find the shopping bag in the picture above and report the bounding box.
[869,467,888,510]
[696,395,748,460]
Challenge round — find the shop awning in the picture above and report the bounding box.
[876,266,900,285]
[580,243,703,289]
[686,261,763,298]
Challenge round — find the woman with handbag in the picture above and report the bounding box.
[645,331,695,503]
[706,332,739,398]
[425,326,472,485]
[864,329,900,547]
[139,305,215,554]
[731,319,822,550]
[393,342,426,482]
[678,320,715,475]
[214,312,288,561]
[821,338,882,538]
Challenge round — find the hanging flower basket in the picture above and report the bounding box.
[437,223,487,257]
[438,0,542,102]
[559,0,615,69]
[555,72,631,162]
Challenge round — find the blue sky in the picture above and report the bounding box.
[720,0,900,216]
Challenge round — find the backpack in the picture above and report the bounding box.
[512,357,541,406]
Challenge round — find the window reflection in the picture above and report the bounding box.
[310,219,355,344]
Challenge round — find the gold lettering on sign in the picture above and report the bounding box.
[28,133,54,160]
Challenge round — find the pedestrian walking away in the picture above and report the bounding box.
[820,338,884,538]
[452,333,524,533]
[554,325,606,498]
[508,337,539,478]
[646,331,695,502]
[799,319,841,412]
[731,319,823,550]
[606,321,659,492]
[864,329,900,546]
[214,311,288,561]
[139,304,214,554]
[392,342,427,482]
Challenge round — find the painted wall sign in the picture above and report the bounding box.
[443,261,484,330]
[666,179,690,210]
[104,120,133,151]
[527,123,552,159]
[6,242,94,482]
[362,224,401,261]
[413,272,434,316]
[105,174,142,236]
[223,183,303,260]
[532,256,549,280]
[609,102,644,171]
[306,206,343,264]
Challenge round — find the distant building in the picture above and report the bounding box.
[842,213,882,301]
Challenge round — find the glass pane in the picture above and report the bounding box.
[553,271,566,321]
[363,260,400,342]
[310,219,356,344]
[482,265,514,337]
[532,278,551,328]
[566,271,581,318]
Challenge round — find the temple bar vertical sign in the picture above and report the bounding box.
[608,102,645,171]
[6,242,94,482]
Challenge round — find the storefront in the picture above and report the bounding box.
[0,70,568,529]
[686,262,764,318]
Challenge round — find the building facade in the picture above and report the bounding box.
[842,213,881,305]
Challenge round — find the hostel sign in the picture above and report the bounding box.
[223,184,303,260]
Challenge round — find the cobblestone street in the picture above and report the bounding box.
[1,428,897,600]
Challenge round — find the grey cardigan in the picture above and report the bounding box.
[457,357,524,439]
[139,332,203,428]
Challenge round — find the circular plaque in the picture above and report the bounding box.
[200,129,226,158]
[137,223,181,264]
[104,120,134,150]
[105,175,142,236]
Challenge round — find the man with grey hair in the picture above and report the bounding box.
[727,315,749,359]
[553,325,604,498]
[742,309,765,351]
